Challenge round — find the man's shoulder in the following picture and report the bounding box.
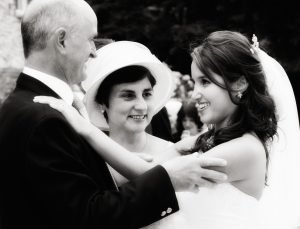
[0,90,67,133]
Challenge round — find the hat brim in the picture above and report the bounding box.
[82,41,175,130]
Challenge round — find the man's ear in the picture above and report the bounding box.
[232,75,249,92]
[54,28,67,53]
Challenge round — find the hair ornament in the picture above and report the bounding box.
[252,34,259,49]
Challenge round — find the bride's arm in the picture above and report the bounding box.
[33,96,153,179]
[199,134,266,182]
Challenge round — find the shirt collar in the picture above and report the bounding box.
[23,66,74,105]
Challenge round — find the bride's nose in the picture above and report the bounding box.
[191,86,202,101]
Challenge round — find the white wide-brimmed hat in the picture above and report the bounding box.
[82,41,175,130]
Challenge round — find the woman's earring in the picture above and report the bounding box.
[101,109,105,114]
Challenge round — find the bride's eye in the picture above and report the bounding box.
[201,78,210,85]
[196,77,210,87]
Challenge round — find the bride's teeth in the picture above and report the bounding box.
[197,103,209,110]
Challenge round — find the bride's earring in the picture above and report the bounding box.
[236,91,243,99]
[232,76,248,101]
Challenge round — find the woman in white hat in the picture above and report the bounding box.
[81,41,176,184]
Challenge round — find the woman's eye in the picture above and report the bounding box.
[143,91,153,98]
[121,93,135,99]
[200,78,210,86]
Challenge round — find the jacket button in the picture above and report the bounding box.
[166,207,172,214]
[161,211,166,217]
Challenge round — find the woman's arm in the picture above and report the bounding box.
[33,96,153,179]
[153,134,201,162]
[200,134,266,182]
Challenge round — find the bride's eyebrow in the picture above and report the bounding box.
[194,75,207,80]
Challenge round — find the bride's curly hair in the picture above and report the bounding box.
[189,31,277,176]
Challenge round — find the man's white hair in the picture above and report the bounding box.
[21,0,95,57]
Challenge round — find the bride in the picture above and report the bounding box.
[34,31,300,228]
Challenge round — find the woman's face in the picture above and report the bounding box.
[182,116,199,135]
[191,61,238,130]
[104,77,155,133]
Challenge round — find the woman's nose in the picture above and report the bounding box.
[192,87,202,100]
[134,98,147,110]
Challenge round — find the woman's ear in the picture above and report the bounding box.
[100,104,109,114]
[100,105,105,114]
[233,76,249,91]
[231,76,249,99]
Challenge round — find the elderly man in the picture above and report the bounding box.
[0,0,227,228]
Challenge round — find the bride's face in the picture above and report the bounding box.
[191,61,238,130]
[104,77,155,133]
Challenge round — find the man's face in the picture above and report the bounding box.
[62,11,98,85]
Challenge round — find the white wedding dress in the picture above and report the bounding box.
[144,183,262,229]
[144,49,300,229]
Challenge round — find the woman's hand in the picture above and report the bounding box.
[174,133,200,155]
[33,96,91,136]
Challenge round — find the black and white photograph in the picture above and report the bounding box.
[1,0,300,228]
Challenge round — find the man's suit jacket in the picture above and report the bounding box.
[0,73,178,229]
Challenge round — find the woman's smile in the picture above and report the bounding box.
[128,114,147,120]
[196,102,210,112]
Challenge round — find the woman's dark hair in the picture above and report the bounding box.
[176,100,203,136]
[190,31,277,180]
[95,65,156,120]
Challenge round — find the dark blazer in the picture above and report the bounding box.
[0,73,178,229]
[147,107,174,142]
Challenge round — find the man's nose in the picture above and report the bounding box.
[90,43,97,58]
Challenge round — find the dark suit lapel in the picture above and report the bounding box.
[16,73,119,190]
[16,72,61,99]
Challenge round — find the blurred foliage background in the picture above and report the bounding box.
[87,0,300,109]
[1,0,299,113]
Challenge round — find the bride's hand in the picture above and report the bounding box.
[33,96,91,136]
